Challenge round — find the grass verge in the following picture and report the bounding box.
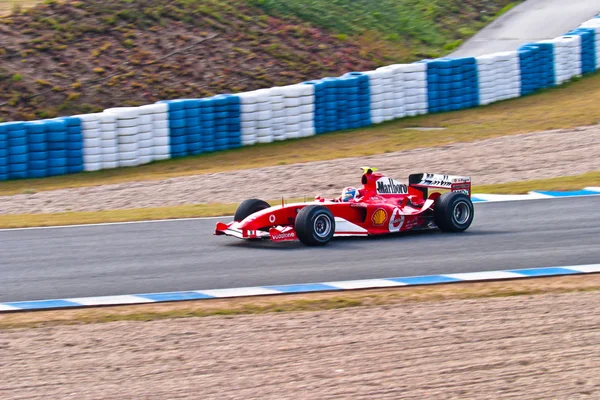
[1,72,600,196]
[474,171,600,194]
[0,172,598,228]
[1,274,598,330]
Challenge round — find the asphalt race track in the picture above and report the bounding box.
[1,196,599,302]
[451,0,600,57]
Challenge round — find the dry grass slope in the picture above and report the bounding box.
[0,0,516,121]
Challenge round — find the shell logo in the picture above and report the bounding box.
[372,209,388,226]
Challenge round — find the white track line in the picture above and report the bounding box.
[0,215,232,232]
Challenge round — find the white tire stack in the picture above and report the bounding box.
[364,69,386,124]
[140,103,170,161]
[279,84,314,139]
[549,36,582,84]
[402,63,428,117]
[297,84,315,138]
[476,51,520,105]
[238,91,258,146]
[135,107,155,165]
[104,107,140,168]
[76,113,103,172]
[378,65,406,120]
[240,89,273,145]
[98,112,119,169]
[269,87,287,141]
[373,67,395,122]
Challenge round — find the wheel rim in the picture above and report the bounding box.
[453,201,471,225]
[313,214,332,238]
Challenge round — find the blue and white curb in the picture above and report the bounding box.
[1,264,599,312]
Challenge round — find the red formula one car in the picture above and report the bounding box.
[215,167,474,246]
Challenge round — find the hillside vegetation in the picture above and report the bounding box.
[252,0,521,60]
[0,0,517,121]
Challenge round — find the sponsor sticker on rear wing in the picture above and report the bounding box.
[408,173,471,196]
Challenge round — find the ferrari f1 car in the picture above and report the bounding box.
[215,167,474,246]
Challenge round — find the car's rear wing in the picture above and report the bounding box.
[408,173,471,197]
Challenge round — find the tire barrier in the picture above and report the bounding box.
[426,57,480,113]
[1,16,600,181]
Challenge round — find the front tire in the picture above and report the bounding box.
[295,205,335,246]
[234,199,270,222]
[434,192,474,232]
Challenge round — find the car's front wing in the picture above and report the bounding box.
[215,217,369,242]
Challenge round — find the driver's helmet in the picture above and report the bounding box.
[341,187,359,202]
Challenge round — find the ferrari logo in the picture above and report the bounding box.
[372,209,387,226]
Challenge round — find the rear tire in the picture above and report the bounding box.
[295,205,335,246]
[234,199,270,222]
[434,192,474,232]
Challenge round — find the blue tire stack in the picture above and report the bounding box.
[335,77,351,131]
[223,95,242,149]
[0,124,8,181]
[566,28,596,74]
[343,72,371,128]
[314,76,364,133]
[321,78,339,133]
[199,98,215,153]
[303,80,327,134]
[163,99,188,158]
[25,121,48,179]
[427,58,479,113]
[6,122,28,180]
[61,117,84,174]
[46,119,68,177]
[519,43,555,95]
[212,96,230,151]
[184,100,203,156]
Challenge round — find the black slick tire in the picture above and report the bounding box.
[294,205,335,246]
[434,192,474,232]
[234,199,270,222]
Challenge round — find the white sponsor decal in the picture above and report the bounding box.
[269,214,276,223]
[272,232,295,240]
[452,177,471,183]
[388,208,405,232]
[420,174,452,187]
[376,177,408,195]
[419,174,470,187]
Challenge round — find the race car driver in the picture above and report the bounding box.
[339,187,364,202]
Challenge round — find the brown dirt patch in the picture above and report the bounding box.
[1,126,599,214]
[1,278,599,399]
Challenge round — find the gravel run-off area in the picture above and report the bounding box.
[1,290,599,399]
[1,126,599,214]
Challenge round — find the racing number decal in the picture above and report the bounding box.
[388,208,405,232]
